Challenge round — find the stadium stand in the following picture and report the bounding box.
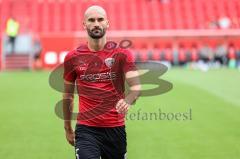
[1,0,240,32]
[0,0,240,70]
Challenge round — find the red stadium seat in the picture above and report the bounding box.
[164,48,173,62]
[191,48,199,62]
[228,47,236,60]
[178,48,186,63]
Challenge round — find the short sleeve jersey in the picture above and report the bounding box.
[63,43,136,127]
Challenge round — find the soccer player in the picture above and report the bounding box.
[62,5,141,159]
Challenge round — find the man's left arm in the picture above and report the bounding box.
[116,70,141,114]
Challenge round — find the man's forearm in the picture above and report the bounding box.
[63,96,74,131]
[125,70,141,105]
[125,90,141,105]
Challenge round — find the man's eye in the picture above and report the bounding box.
[98,18,104,22]
[88,19,95,22]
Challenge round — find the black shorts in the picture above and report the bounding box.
[74,124,127,159]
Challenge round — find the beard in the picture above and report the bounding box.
[87,27,106,39]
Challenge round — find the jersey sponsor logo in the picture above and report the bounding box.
[104,57,115,68]
[80,72,117,82]
[76,66,87,71]
[75,60,88,71]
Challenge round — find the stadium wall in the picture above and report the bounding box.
[38,31,240,69]
[40,35,75,69]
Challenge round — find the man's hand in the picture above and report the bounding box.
[65,127,75,146]
[115,70,141,114]
[116,99,130,114]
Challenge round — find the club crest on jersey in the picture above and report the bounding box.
[104,58,115,68]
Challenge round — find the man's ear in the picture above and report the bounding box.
[106,20,110,28]
[83,21,86,29]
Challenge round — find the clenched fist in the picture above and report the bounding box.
[115,99,131,114]
[65,127,75,146]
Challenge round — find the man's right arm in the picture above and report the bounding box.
[63,80,75,146]
[62,51,77,146]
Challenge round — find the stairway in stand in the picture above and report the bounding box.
[4,54,32,70]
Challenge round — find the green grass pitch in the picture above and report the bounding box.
[0,68,240,159]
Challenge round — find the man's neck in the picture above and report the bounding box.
[87,36,106,52]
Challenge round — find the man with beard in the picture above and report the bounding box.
[62,5,141,159]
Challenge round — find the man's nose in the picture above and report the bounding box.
[93,20,100,27]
